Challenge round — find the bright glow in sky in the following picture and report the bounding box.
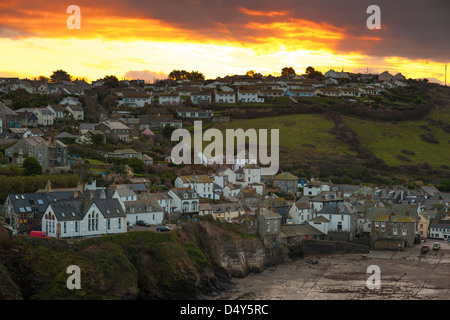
[0,1,447,84]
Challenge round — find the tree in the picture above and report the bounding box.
[86,131,105,149]
[50,69,72,83]
[246,70,256,78]
[281,67,296,78]
[23,157,42,176]
[162,125,176,140]
[168,70,205,81]
[305,66,324,80]
[102,75,119,88]
[127,157,144,174]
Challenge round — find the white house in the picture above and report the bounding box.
[190,92,212,105]
[174,175,217,199]
[159,93,181,106]
[429,222,450,240]
[167,188,199,214]
[59,96,81,107]
[215,91,236,104]
[42,198,127,238]
[143,192,172,214]
[15,107,55,126]
[307,215,330,234]
[288,201,312,225]
[46,104,67,119]
[124,199,164,226]
[222,183,241,200]
[237,89,264,103]
[243,164,261,185]
[118,93,152,107]
[303,180,331,196]
[213,167,236,188]
[316,202,357,237]
[65,105,84,120]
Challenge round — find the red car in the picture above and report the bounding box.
[30,231,50,238]
[420,245,429,254]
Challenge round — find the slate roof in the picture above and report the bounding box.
[179,175,213,184]
[318,202,356,215]
[273,172,298,181]
[124,199,163,214]
[258,208,281,219]
[280,224,324,237]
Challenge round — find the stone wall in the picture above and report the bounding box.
[372,238,406,251]
[302,239,369,256]
[264,245,289,266]
[325,231,352,242]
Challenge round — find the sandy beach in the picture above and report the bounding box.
[218,240,450,300]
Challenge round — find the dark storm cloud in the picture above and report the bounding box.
[1,0,449,62]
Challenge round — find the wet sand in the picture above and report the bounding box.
[218,241,450,300]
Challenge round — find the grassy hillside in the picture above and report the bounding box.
[214,113,357,167]
[343,109,450,169]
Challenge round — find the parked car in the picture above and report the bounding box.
[136,220,150,227]
[30,231,50,238]
[433,242,440,251]
[420,245,429,254]
[156,226,171,232]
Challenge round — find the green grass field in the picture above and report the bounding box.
[343,109,450,168]
[214,113,356,164]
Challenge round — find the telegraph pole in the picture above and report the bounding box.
[445,63,447,87]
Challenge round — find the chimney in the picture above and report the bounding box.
[74,191,78,199]
[45,180,51,194]
[77,181,84,194]
[406,211,410,217]
[90,190,95,200]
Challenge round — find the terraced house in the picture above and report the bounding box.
[5,136,68,170]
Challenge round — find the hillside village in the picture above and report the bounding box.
[0,69,449,252]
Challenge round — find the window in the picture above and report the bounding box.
[393,228,398,235]
[64,222,67,233]
[75,221,78,232]
[402,228,407,236]
[118,218,122,229]
[107,219,111,230]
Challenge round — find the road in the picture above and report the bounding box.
[218,240,450,300]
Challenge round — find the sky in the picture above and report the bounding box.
[0,0,449,84]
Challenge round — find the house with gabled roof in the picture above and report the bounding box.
[316,202,358,239]
[124,199,163,226]
[273,172,298,194]
[95,120,131,142]
[5,136,68,170]
[167,188,199,214]
[0,102,19,132]
[256,208,282,245]
[175,175,216,199]
[42,198,126,238]
[372,211,417,248]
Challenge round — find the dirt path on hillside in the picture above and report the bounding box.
[218,241,450,300]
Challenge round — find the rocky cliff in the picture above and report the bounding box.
[0,220,287,300]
